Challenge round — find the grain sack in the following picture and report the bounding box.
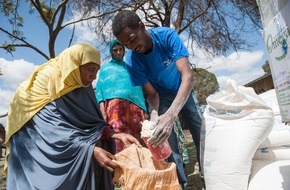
[248,160,290,190]
[258,91,290,148]
[258,89,290,148]
[259,118,290,148]
[253,145,290,161]
[113,144,181,190]
[258,89,280,116]
[201,79,274,190]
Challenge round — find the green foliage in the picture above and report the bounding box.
[262,60,271,74]
[3,42,15,51]
[40,4,55,22]
[0,0,262,61]
[192,68,219,105]
[1,0,15,16]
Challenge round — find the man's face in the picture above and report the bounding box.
[115,23,150,54]
[79,63,99,86]
[112,44,124,61]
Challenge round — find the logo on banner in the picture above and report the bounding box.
[266,27,289,61]
[266,10,290,62]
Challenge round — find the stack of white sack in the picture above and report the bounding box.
[200,79,274,190]
[248,89,290,190]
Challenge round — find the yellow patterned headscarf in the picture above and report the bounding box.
[4,43,100,173]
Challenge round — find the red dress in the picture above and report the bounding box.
[104,99,148,153]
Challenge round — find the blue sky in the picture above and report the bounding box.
[0,6,269,125]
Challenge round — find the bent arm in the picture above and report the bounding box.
[165,57,193,118]
[143,82,159,119]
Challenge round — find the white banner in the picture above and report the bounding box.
[257,0,290,122]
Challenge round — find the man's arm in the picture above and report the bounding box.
[148,57,193,145]
[143,82,159,120]
[165,57,193,117]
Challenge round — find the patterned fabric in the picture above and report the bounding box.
[174,120,190,164]
[105,99,148,153]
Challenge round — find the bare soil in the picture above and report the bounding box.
[183,130,205,190]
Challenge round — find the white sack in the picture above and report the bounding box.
[248,160,290,190]
[201,79,274,190]
[259,119,290,148]
[253,145,290,161]
[257,90,290,148]
[258,89,280,116]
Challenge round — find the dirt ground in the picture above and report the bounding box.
[0,129,204,190]
[183,130,205,190]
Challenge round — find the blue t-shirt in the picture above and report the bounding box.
[125,27,189,94]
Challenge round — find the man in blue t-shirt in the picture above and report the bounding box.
[112,10,203,188]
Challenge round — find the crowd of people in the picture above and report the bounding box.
[4,10,203,190]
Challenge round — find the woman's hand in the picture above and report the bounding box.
[111,133,142,149]
[93,147,117,172]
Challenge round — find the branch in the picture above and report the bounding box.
[61,7,124,29]
[212,2,239,52]
[68,23,75,47]
[30,0,50,26]
[0,27,49,60]
[51,0,69,24]
[0,113,8,118]
[54,0,69,34]
[174,0,186,31]
[179,0,214,34]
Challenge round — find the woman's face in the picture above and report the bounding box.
[80,62,100,86]
[112,44,124,61]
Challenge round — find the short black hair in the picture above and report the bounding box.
[112,10,141,36]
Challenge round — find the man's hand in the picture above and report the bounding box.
[111,133,142,149]
[148,112,175,146]
[93,147,117,172]
[150,110,159,123]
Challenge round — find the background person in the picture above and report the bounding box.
[5,43,141,190]
[96,39,148,153]
[112,10,202,189]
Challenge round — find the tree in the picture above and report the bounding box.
[1,0,262,61]
[192,68,219,105]
[1,1,262,106]
[262,60,271,74]
[0,0,126,60]
[128,0,262,56]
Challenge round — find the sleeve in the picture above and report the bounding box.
[166,28,189,63]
